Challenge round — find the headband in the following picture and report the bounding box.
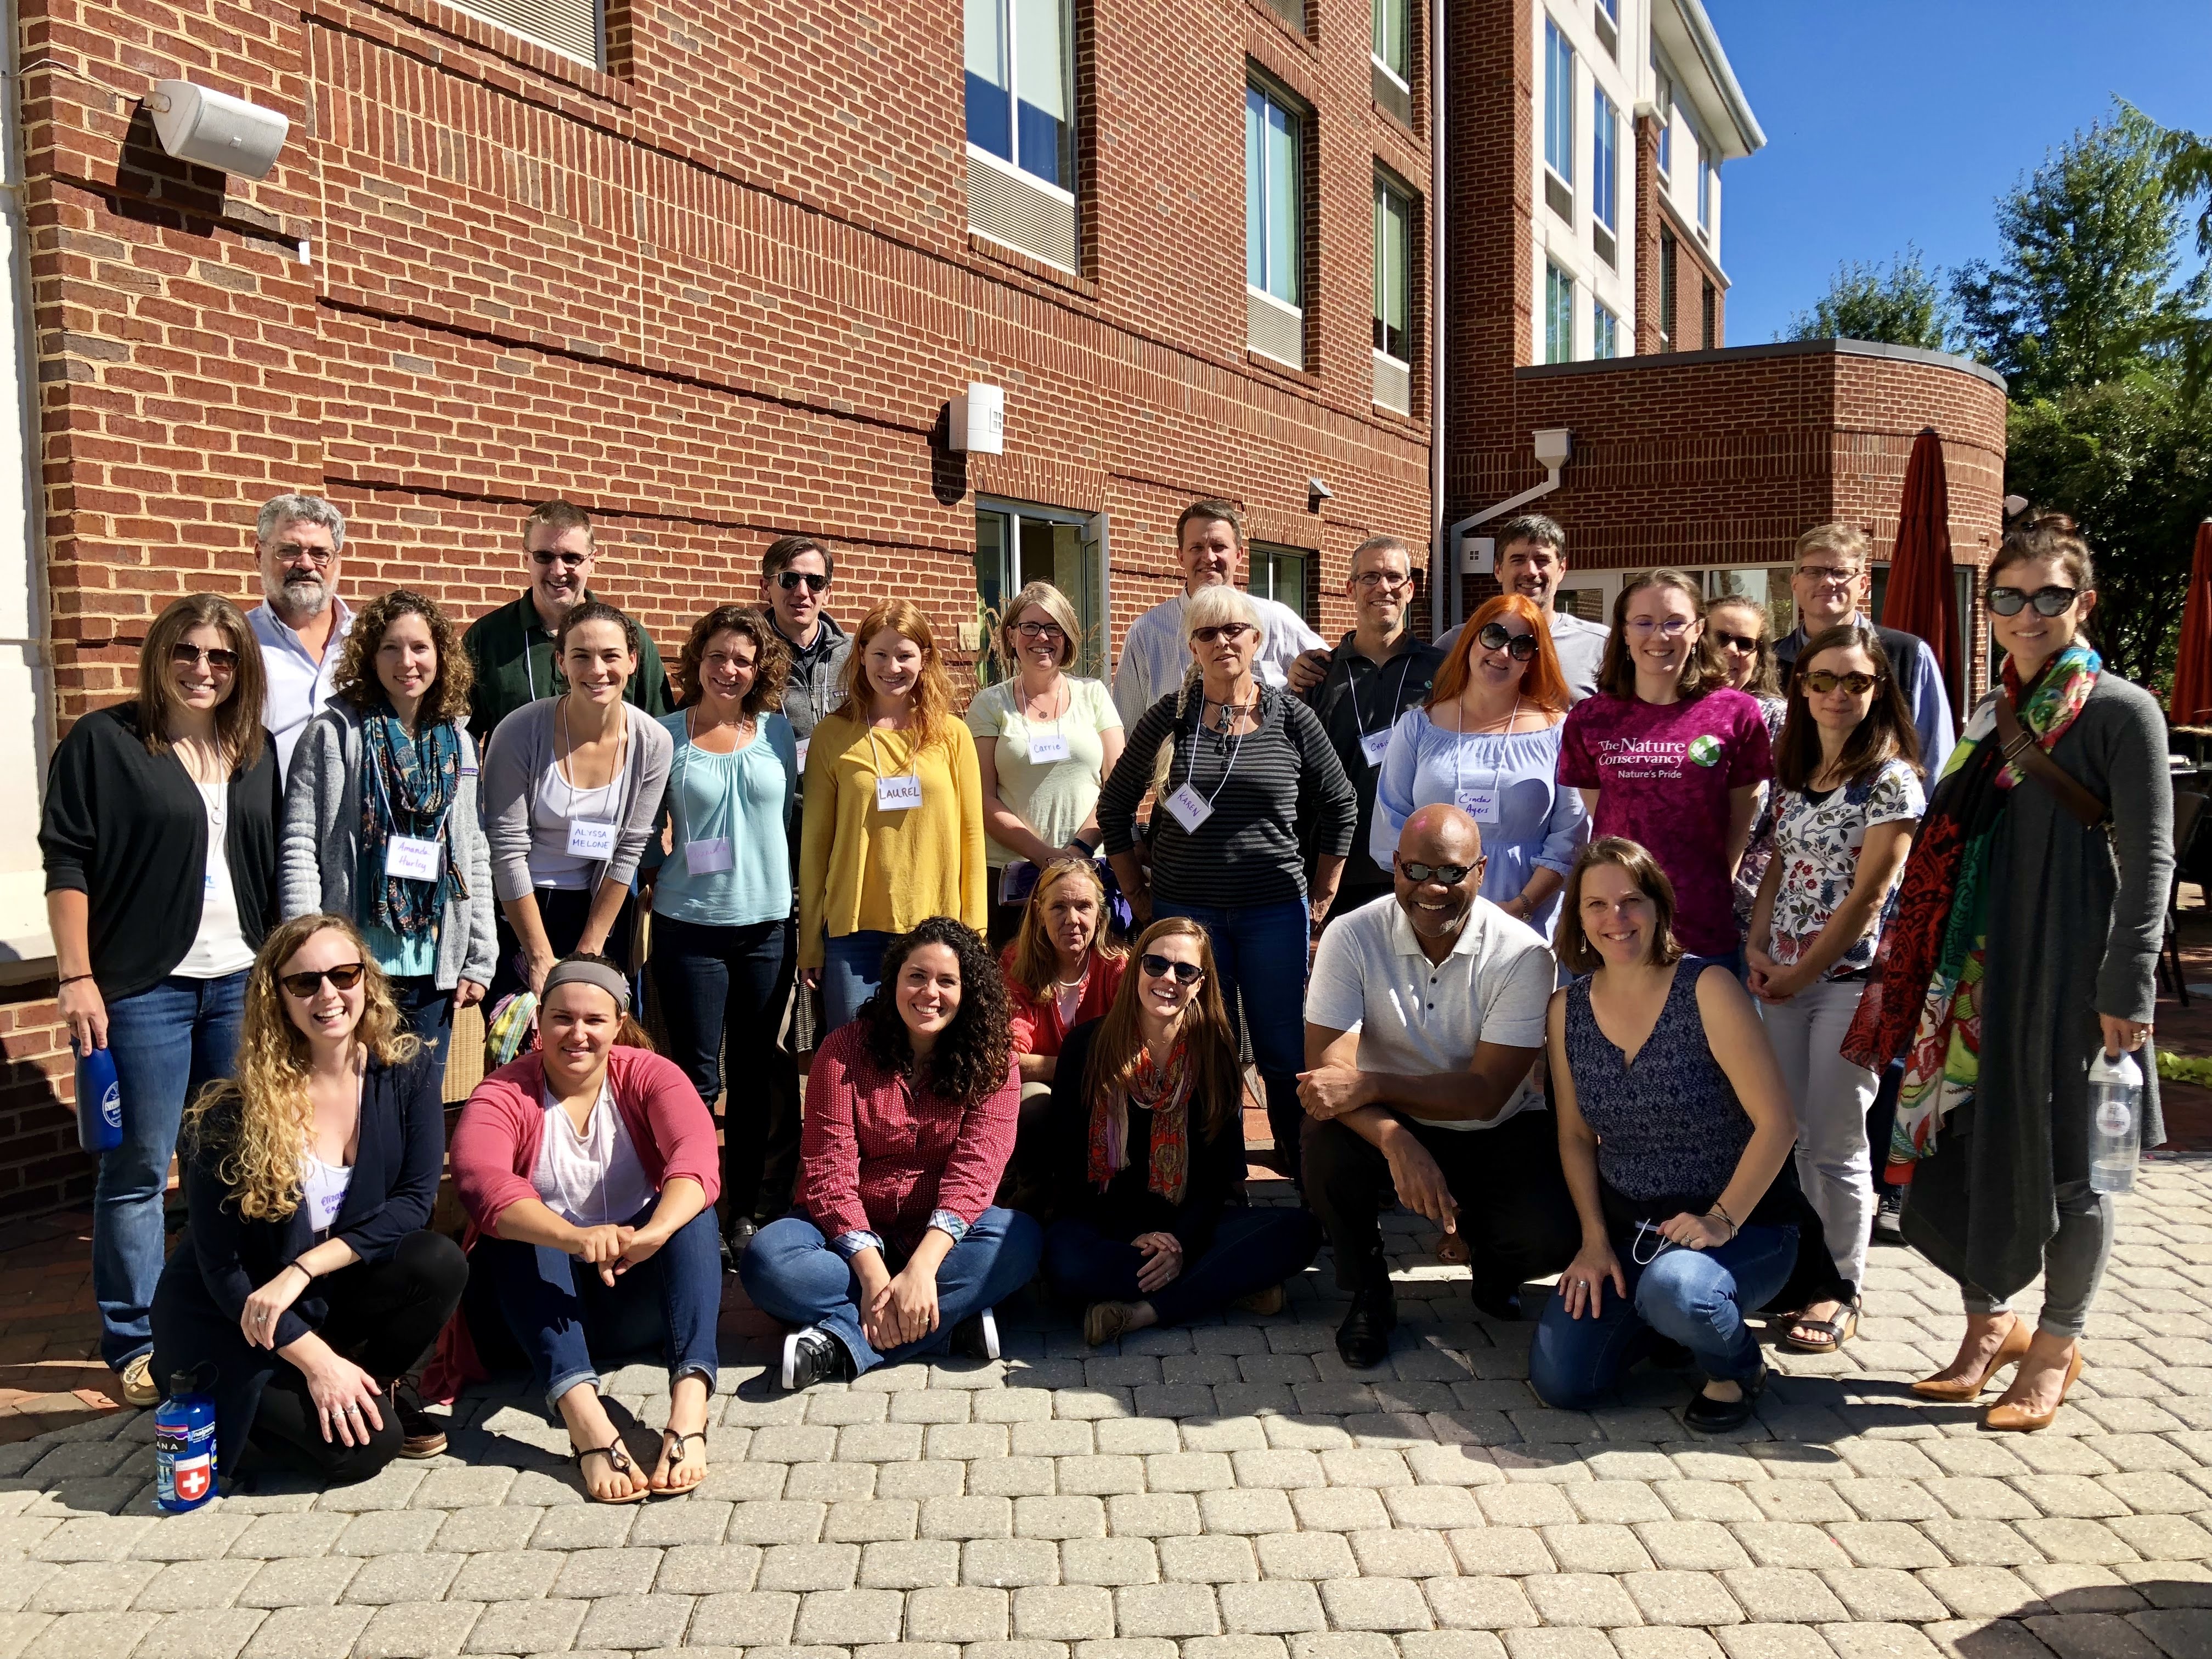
[540,959,631,1015]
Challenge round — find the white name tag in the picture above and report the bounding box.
[684,837,734,876]
[310,1184,346,1231]
[566,819,619,860]
[1164,783,1214,833]
[1457,787,1501,825]
[384,835,443,883]
[1028,733,1071,764]
[794,739,810,771]
[876,775,922,812]
[1360,729,1392,769]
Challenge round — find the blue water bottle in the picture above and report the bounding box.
[155,1365,218,1513]
[75,1042,121,1155]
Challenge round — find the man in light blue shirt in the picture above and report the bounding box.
[245,493,353,783]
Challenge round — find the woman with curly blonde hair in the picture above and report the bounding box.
[150,915,465,1488]
[280,588,496,1065]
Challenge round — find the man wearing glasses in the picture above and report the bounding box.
[756,534,851,759]
[1429,515,1610,704]
[1297,806,1579,1368]
[1301,536,1443,921]
[246,493,354,783]
[1776,523,1954,776]
[462,499,673,740]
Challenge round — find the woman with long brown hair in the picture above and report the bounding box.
[1708,594,1790,942]
[1372,591,1586,934]
[149,915,465,1487]
[1043,917,1321,1345]
[42,592,283,1407]
[798,600,988,1031]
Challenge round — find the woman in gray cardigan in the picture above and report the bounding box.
[1844,515,2171,1433]
[281,590,496,1068]
[480,601,673,1002]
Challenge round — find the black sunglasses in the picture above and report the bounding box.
[279,963,366,998]
[776,570,831,592]
[1988,584,2078,618]
[1713,631,1759,654]
[1191,623,1254,645]
[1476,622,1538,662]
[530,550,589,569]
[171,644,240,673]
[1139,953,1205,985]
[1397,857,1482,884]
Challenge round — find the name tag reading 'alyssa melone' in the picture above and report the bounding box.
[566,819,619,860]
[684,837,735,876]
[384,835,443,883]
[1164,784,1214,833]
[876,775,923,812]
[1028,733,1071,764]
[1359,730,1392,769]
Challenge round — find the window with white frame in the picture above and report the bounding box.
[1698,154,1715,235]
[1371,0,1412,124]
[449,0,600,66]
[1543,20,1574,187]
[1653,57,1674,178]
[965,0,1078,268]
[1250,545,1312,624]
[1593,302,1620,359]
[1246,79,1304,364]
[1373,176,1413,414]
[1591,85,1618,265]
[1545,263,1574,364]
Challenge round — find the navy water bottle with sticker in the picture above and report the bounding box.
[155,1365,218,1513]
[75,1041,122,1155]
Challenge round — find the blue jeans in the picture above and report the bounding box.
[1530,1223,1798,1408]
[97,971,248,1368]
[470,1203,721,1417]
[1045,1207,1321,1327]
[1152,896,1311,1183]
[387,975,453,1075]
[741,1207,1042,1373]
[819,928,894,1035]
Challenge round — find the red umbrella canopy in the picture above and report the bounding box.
[1881,430,1960,715]
[2172,520,2212,725]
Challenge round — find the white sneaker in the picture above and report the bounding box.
[952,1307,1001,1361]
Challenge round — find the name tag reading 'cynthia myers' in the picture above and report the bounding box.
[1455,787,1500,825]
[384,836,443,882]
[876,775,923,812]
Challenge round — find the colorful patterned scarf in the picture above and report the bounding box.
[358,707,467,941]
[1088,1037,1193,1203]
[1841,642,2101,1177]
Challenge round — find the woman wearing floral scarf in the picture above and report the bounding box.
[1843,515,2171,1432]
[280,590,496,1068]
[1043,917,1320,1346]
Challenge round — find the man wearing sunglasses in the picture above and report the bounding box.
[1429,515,1610,704]
[1776,523,1954,777]
[1110,499,1325,729]
[1301,536,1443,921]
[462,499,673,740]
[246,493,355,784]
[1297,806,1579,1367]
[756,534,853,751]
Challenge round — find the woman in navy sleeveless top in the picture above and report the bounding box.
[1534,837,1801,1431]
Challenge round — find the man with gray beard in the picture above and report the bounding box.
[244,492,354,783]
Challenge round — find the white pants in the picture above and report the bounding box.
[1763,977,1878,1295]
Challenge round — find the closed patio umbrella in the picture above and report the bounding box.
[2169,520,2212,725]
[1881,428,1961,720]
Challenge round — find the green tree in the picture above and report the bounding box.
[2143,109,2212,396]
[1784,245,1955,349]
[1952,104,2206,401]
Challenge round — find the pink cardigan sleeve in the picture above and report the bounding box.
[932,1059,1021,1229]
[795,1029,874,1242]
[449,1066,542,1236]
[621,1049,723,1207]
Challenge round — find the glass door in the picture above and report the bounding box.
[974,499,1108,682]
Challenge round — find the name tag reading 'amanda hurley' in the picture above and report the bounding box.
[383,835,443,883]
[876,774,923,812]
[566,819,619,861]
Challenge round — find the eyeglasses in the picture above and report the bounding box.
[531,550,590,569]
[1624,617,1695,639]
[1801,669,1881,696]
[1476,622,1538,661]
[1397,857,1481,884]
[1014,621,1067,642]
[1988,584,2079,618]
[1795,565,1859,589]
[1713,631,1759,654]
[1191,623,1254,645]
[271,543,333,568]
[171,645,240,674]
[775,570,830,592]
[1139,953,1205,985]
[1352,570,1413,591]
[278,963,366,998]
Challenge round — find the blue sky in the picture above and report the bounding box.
[1703,1,2212,345]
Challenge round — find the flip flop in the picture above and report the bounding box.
[1780,1296,1861,1355]
[572,1440,651,1503]
[653,1429,708,1496]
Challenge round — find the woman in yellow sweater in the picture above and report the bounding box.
[800,600,988,1031]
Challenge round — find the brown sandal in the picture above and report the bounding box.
[572,1440,651,1503]
[653,1429,708,1495]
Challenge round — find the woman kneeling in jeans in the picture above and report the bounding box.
[1533,838,1801,1432]
[743,918,1042,1389]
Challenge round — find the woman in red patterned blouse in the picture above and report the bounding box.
[741,918,1042,1390]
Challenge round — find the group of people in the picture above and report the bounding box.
[41,488,2169,1500]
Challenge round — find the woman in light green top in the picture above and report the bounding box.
[966,582,1125,946]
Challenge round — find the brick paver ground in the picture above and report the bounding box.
[4,1152,2208,1659]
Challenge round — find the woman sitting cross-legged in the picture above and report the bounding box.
[1532,838,1802,1432]
[741,918,1042,1390]
[150,915,465,1488]
[1046,917,1321,1346]
[439,956,723,1503]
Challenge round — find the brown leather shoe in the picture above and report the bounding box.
[1911,1316,2032,1402]
[1983,1342,2084,1433]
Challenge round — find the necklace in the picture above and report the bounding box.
[1206,693,1255,733]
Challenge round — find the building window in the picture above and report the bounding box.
[1593,303,1619,359]
[1545,263,1574,364]
[1593,0,1618,56]
[1658,229,1677,352]
[1699,154,1714,235]
[453,0,600,66]
[1701,279,1716,350]
[1653,58,1674,178]
[1373,176,1413,414]
[965,0,1078,268]
[1246,79,1304,364]
[1543,20,1574,186]
[1591,86,1617,264]
[976,501,1107,680]
[1250,545,1312,624]
[1370,0,1413,124]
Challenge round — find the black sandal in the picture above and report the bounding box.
[654,1429,708,1495]
[572,1440,650,1504]
[1780,1295,1861,1355]
[1684,1363,1767,1434]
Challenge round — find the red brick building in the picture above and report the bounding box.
[0,0,2004,1218]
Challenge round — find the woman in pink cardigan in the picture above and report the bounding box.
[741,917,1042,1390]
[442,956,721,1503]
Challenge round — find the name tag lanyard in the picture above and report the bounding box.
[369,745,455,883]
[556,698,629,874]
[1451,696,1518,824]
[866,726,924,811]
[672,708,759,874]
[1173,692,1254,823]
[1022,679,1072,764]
[1353,655,1417,768]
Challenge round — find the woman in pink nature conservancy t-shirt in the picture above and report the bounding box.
[1558,571,1775,961]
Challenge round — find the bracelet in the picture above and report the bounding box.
[58,972,94,987]
[1708,1200,1738,1239]
[285,1261,315,1284]
[1069,836,1095,856]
